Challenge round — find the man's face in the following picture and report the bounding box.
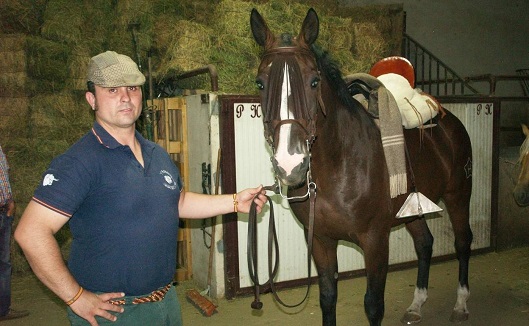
[86,85,143,130]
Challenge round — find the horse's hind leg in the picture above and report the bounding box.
[444,192,473,323]
[311,236,339,326]
[402,218,434,324]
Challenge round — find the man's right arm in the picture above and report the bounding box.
[14,200,75,299]
[14,200,124,325]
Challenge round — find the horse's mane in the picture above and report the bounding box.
[310,44,358,111]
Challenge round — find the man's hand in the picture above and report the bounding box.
[70,290,125,326]
[235,185,268,214]
[6,199,15,216]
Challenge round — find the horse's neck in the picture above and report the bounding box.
[318,101,380,155]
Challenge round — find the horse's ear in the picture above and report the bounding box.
[250,8,272,47]
[522,123,529,137]
[298,8,319,46]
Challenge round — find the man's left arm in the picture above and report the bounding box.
[178,185,267,219]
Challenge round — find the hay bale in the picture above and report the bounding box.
[209,0,365,94]
[0,97,29,118]
[28,92,93,142]
[208,0,302,94]
[0,97,29,133]
[40,0,84,44]
[67,45,92,91]
[25,36,70,93]
[74,0,114,54]
[0,72,27,98]
[0,0,46,34]
[0,50,26,73]
[0,33,26,52]
[104,0,156,65]
[154,16,214,79]
[336,4,404,62]
[350,22,387,73]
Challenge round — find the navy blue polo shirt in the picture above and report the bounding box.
[33,122,182,295]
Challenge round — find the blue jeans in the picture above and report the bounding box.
[0,212,13,316]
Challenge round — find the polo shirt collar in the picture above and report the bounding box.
[90,122,154,153]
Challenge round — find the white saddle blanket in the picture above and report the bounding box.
[378,73,441,129]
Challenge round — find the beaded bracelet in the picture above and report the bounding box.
[65,286,84,306]
[233,193,238,213]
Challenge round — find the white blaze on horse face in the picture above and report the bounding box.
[275,62,305,177]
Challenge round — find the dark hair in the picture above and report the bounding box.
[87,81,96,94]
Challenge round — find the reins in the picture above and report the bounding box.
[247,177,317,310]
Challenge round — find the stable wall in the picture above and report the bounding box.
[340,0,529,80]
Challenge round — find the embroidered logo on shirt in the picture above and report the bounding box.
[43,174,59,186]
[160,170,177,190]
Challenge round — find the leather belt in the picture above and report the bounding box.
[108,283,172,305]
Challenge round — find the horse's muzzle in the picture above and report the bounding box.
[272,155,310,187]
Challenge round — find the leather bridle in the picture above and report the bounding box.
[260,46,321,152]
[248,44,321,309]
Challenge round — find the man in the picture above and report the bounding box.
[0,145,29,321]
[15,51,267,326]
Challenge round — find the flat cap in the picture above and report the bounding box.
[87,51,145,87]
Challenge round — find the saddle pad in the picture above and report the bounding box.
[378,73,440,129]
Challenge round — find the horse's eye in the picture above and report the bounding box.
[311,78,320,88]
[256,80,265,90]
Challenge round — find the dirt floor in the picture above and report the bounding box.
[2,246,529,326]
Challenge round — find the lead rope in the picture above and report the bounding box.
[248,183,316,310]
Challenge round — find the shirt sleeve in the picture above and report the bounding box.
[33,154,92,217]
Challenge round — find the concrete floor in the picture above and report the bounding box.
[3,246,529,325]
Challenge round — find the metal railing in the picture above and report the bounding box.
[402,33,480,97]
[516,69,529,96]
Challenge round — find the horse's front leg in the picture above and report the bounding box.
[361,230,390,326]
[310,235,338,326]
[402,218,434,324]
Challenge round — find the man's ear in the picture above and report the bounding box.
[85,91,96,110]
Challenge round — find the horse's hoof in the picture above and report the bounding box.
[449,310,469,323]
[401,311,422,324]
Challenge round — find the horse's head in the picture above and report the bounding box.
[250,8,324,188]
[514,124,529,206]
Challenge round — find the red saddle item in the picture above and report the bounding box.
[370,56,415,88]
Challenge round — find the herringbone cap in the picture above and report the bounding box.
[87,51,145,87]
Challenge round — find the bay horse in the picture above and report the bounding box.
[250,8,473,326]
[513,124,529,206]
